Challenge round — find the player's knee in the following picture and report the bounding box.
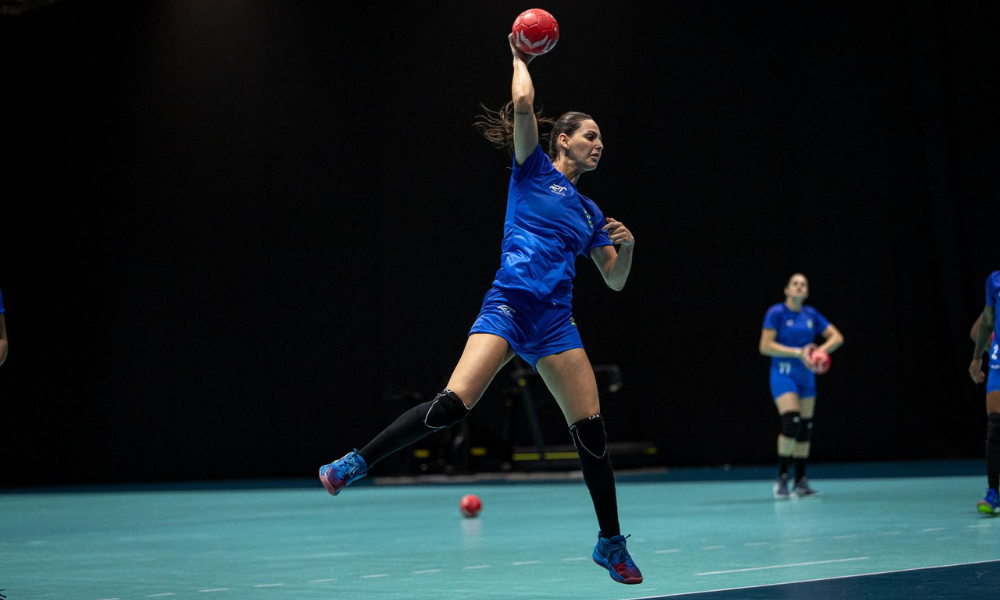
[570,413,607,459]
[780,412,801,439]
[796,418,813,442]
[987,413,1000,441]
[424,389,470,429]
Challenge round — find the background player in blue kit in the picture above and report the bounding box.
[318,34,643,585]
[969,270,1000,513]
[0,286,7,367]
[759,273,844,499]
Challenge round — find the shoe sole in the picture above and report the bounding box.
[319,466,343,496]
[977,501,1000,514]
[592,557,643,584]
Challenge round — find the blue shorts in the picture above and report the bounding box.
[769,362,817,401]
[468,287,583,370]
[988,361,1000,394]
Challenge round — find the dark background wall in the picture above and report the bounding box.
[2,0,997,487]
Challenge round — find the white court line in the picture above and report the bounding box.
[968,523,992,528]
[309,579,336,583]
[413,569,441,574]
[561,556,588,561]
[513,560,540,566]
[361,574,389,579]
[833,535,859,539]
[789,538,814,543]
[700,545,725,550]
[198,589,229,593]
[632,559,1000,598]
[147,594,175,597]
[655,549,681,554]
[253,584,284,588]
[463,565,490,570]
[920,527,945,533]
[878,531,901,535]
[744,542,770,547]
[697,556,868,576]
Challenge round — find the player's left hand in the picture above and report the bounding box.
[603,218,634,247]
[970,357,985,384]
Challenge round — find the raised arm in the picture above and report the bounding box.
[509,35,539,165]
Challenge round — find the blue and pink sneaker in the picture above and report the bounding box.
[319,449,368,496]
[978,488,1000,515]
[593,532,643,584]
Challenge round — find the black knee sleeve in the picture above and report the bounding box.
[780,412,801,439]
[796,418,813,442]
[570,413,608,459]
[424,389,470,429]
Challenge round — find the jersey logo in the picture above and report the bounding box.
[807,319,813,329]
[569,316,577,328]
[549,183,568,196]
[583,209,594,229]
[497,305,515,318]
[786,319,794,327]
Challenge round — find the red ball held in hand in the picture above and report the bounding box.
[512,9,560,56]
[809,349,831,375]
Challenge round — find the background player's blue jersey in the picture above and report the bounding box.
[763,303,830,373]
[986,271,1000,371]
[491,144,612,306]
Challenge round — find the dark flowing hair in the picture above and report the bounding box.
[474,101,593,160]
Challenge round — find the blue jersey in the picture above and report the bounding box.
[491,144,612,306]
[763,303,830,373]
[986,271,1000,369]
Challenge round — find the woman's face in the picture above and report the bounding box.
[785,274,809,300]
[561,120,603,170]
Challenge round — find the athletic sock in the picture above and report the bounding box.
[571,415,621,538]
[778,455,792,479]
[359,391,467,467]
[793,458,806,483]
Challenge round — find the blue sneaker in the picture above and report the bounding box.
[977,488,1000,514]
[319,449,368,496]
[592,532,643,584]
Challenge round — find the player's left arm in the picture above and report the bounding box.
[971,312,985,342]
[590,218,634,291]
[816,324,844,355]
[970,305,995,384]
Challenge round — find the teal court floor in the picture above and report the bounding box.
[2,461,999,600]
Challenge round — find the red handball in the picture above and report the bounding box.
[459,494,482,518]
[809,349,831,375]
[512,9,560,56]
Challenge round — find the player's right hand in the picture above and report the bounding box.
[799,344,818,369]
[509,33,535,64]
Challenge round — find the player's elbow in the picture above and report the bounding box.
[512,91,533,111]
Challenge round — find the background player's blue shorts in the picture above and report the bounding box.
[469,287,583,370]
[987,360,1000,394]
[769,363,817,400]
